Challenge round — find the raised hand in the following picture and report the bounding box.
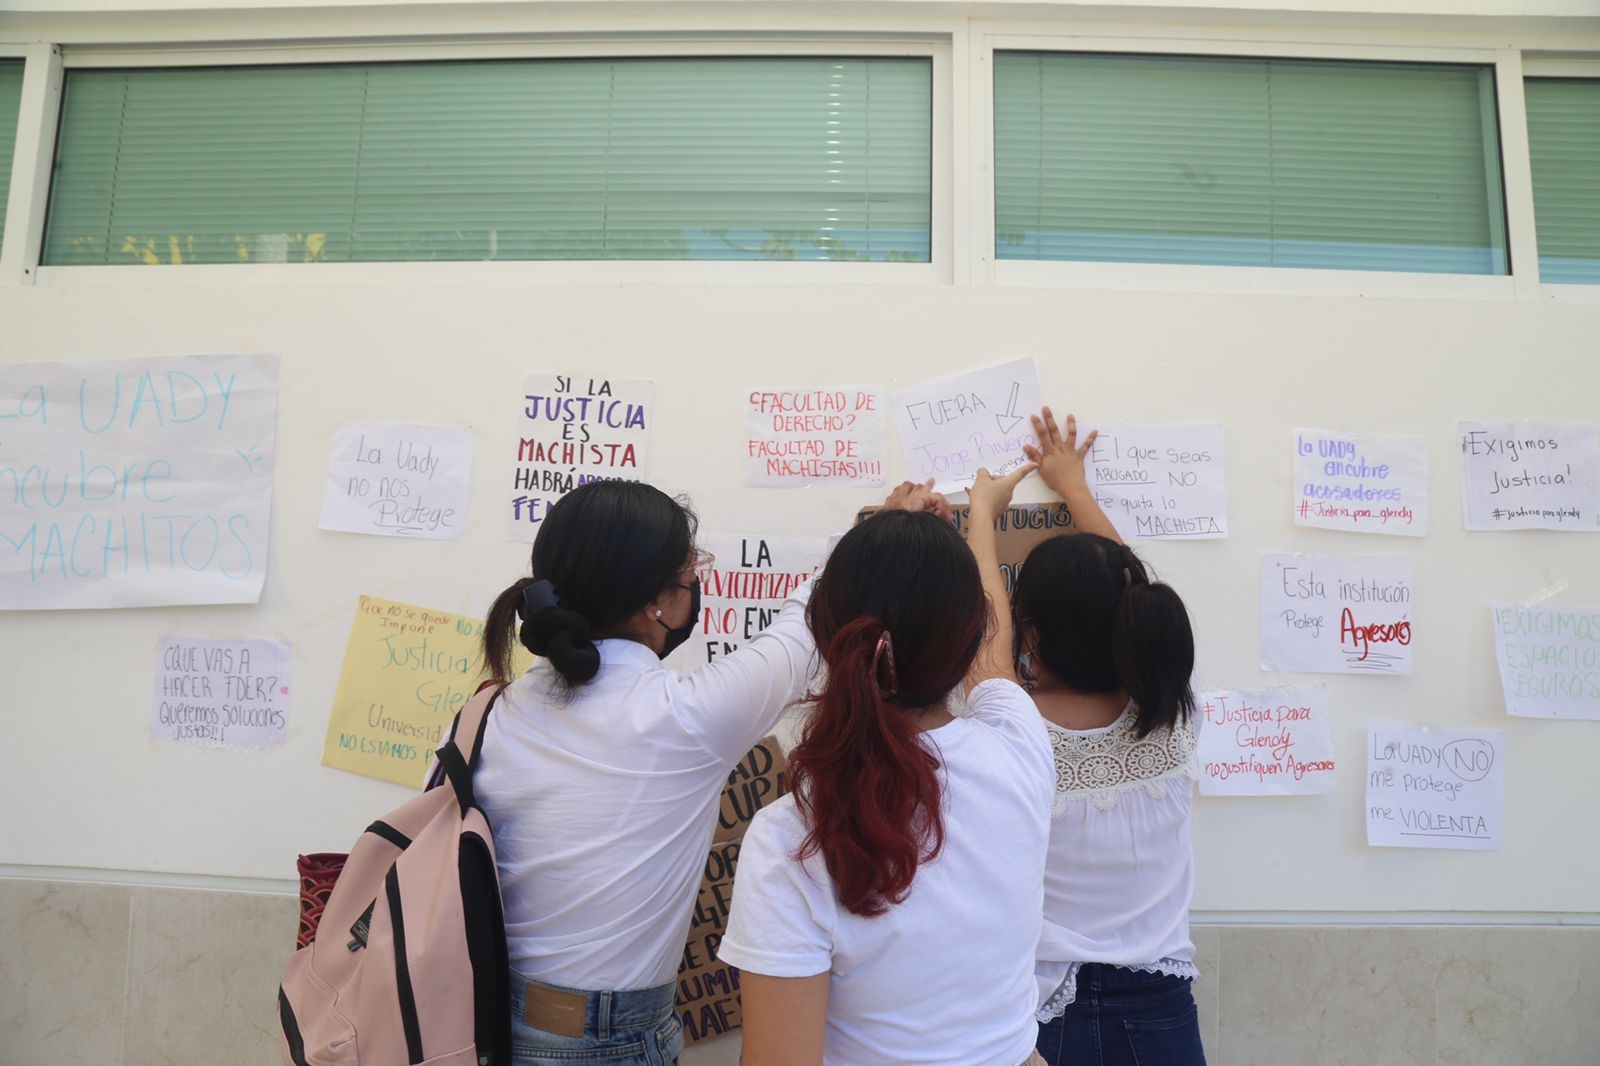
[1023,406,1097,500]
[882,477,955,522]
[968,463,1037,519]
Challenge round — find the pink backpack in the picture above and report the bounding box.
[279,687,510,1066]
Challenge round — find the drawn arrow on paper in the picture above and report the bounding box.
[995,381,1024,434]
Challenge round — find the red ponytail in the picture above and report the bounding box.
[789,617,947,918]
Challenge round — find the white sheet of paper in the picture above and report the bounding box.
[1292,428,1428,537]
[667,532,827,670]
[319,422,474,539]
[1260,553,1414,675]
[1458,420,1600,532]
[0,354,279,610]
[744,387,885,487]
[1492,603,1600,720]
[1196,686,1336,795]
[1366,724,1503,851]
[1086,423,1228,540]
[890,358,1042,493]
[506,373,653,541]
[151,636,291,748]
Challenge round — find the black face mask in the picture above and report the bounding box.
[656,578,700,659]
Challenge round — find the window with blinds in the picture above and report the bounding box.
[0,59,24,245]
[1526,79,1600,285]
[43,57,933,266]
[994,53,1508,274]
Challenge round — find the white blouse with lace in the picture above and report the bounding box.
[1035,704,1200,1021]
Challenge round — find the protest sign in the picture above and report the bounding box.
[0,354,278,609]
[676,738,787,1046]
[1366,724,1503,851]
[1196,686,1336,795]
[1086,423,1228,540]
[1458,420,1600,531]
[1293,429,1428,536]
[668,533,827,670]
[890,358,1042,493]
[1492,604,1600,720]
[151,637,291,748]
[745,387,885,486]
[1260,553,1414,675]
[320,422,474,539]
[507,372,652,539]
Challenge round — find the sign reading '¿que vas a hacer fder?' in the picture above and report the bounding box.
[0,354,279,609]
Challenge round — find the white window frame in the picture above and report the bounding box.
[0,44,61,286]
[1522,55,1600,303]
[28,34,955,287]
[969,28,1528,301]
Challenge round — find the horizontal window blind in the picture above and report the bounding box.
[995,53,1507,274]
[0,59,23,246]
[1526,79,1600,285]
[44,57,931,265]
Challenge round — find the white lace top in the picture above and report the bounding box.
[1036,704,1200,1021]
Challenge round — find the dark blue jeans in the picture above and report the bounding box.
[509,972,682,1065]
[1035,964,1207,1066]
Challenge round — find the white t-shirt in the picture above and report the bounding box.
[1035,705,1199,1017]
[471,581,815,992]
[718,679,1054,1066]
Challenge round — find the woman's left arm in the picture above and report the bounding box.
[738,972,830,1066]
[964,464,1035,690]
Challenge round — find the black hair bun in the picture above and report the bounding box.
[519,606,601,684]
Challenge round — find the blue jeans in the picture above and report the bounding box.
[509,972,683,1065]
[1035,964,1207,1066]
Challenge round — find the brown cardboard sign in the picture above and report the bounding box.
[856,502,1078,586]
[675,736,787,1045]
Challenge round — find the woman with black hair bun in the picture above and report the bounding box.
[1016,408,1208,1066]
[469,477,951,1066]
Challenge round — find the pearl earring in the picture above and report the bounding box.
[655,609,663,618]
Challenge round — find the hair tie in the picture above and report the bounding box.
[1123,567,1132,588]
[872,630,900,698]
[518,578,561,621]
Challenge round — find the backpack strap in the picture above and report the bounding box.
[435,684,502,814]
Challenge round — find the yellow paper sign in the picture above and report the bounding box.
[322,595,497,787]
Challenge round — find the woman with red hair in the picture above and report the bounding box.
[718,465,1055,1066]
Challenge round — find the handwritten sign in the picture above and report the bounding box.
[319,423,474,539]
[890,358,1042,493]
[1260,553,1414,675]
[323,596,499,787]
[1493,604,1600,720]
[1196,686,1336,795]
[151,637,291,748]
[1458,420,1600,531]
[0,354,278,609]
[1367,724,1503,851]
[1086,424,1228,540]
[1293,429,1428,536]
[677,738,787,1046]
[507,373,653,541]
[669,533,827,669]
[744,387,884,487]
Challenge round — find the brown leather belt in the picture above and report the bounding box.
[524,982,588,1038]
